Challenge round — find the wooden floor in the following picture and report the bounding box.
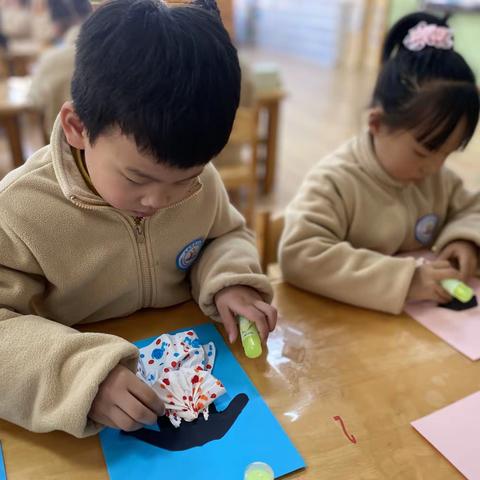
[1,47,480,211]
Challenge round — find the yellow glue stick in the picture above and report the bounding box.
[441,279,474,303]
[238,315,262,359]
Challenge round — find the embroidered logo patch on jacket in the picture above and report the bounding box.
[415,214,439,246]
[176,238,205,271]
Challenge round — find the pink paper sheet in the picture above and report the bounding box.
[411,391,480,480]
[402,251,480,361]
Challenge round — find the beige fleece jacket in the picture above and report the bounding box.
[28,25,80,135]
[0,117,272,437]
[1,7,31,39]
[280,131,480,314]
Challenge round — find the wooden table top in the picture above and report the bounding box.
[255,88,287,104]
[0,76,33,114]
[6,40,42,60]
[0,281,477,479]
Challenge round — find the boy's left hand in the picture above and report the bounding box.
[214,285,277,344]
[437,240,478,280]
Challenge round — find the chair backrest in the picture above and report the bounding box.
[217,105,260,181]
[256,210,284,273]
[229,106,259,151]
[213,57,259,225]
[217,106,260,226]
[214,54,256,168]
[0,48,8,79]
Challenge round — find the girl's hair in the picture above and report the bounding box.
[371,12,479,151]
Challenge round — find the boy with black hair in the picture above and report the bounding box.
[0,0,276,438]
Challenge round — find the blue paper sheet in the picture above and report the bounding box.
[0,441,6,480]
[100,323,305,479]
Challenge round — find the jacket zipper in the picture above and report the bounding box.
[133,216,153,307]
[69,195,153,307]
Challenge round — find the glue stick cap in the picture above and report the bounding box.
[244,462,274,480]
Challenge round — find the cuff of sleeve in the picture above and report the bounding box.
[198,273,273,321]
[68,336,139,438]
[393,257,418,315]
[434,228,480,253]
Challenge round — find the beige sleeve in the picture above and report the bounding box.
[28,53,50,109]
[1,10,31,38]
[189,169,273,320]
[434,169,480,251]
[279,169,416,314]
[0,221,138,438]
[28,49,73,136]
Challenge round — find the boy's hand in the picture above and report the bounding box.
[89,364,165,432]
[214,285,277,344]
[407,260,462,304]
[437,240,478,281]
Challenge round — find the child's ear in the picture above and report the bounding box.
[59,101,87,150]
[368,107,384,136]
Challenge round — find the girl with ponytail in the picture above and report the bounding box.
[280,12,480,314]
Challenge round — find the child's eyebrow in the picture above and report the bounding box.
[125,168,200,182]
[126,168,159,181]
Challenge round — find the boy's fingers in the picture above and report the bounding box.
[253,301,278,331]
[128,376,165,416]
[237,305,269,342]
[89,411,116,429]
[218,304,238,343]
[121,395,158,426]
[110,405,143,432]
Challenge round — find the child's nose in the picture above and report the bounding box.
[141,190,170,209]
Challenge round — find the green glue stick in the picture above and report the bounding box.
[441,279,474,303]
[244,462,274,480]
[238,315,262,359]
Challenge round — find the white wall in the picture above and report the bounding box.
[235,0,356,67]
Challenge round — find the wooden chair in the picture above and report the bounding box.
[256,210,284,274]
[217,106,260,225]
[0,49,8,79]
[340,0,391,71]
[0,76,48,170]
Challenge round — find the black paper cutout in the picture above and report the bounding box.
[122,393,249,451]
[439,295,478,311]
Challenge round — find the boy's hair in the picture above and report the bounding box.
[71,0,241,168]
[371,12,479,151]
